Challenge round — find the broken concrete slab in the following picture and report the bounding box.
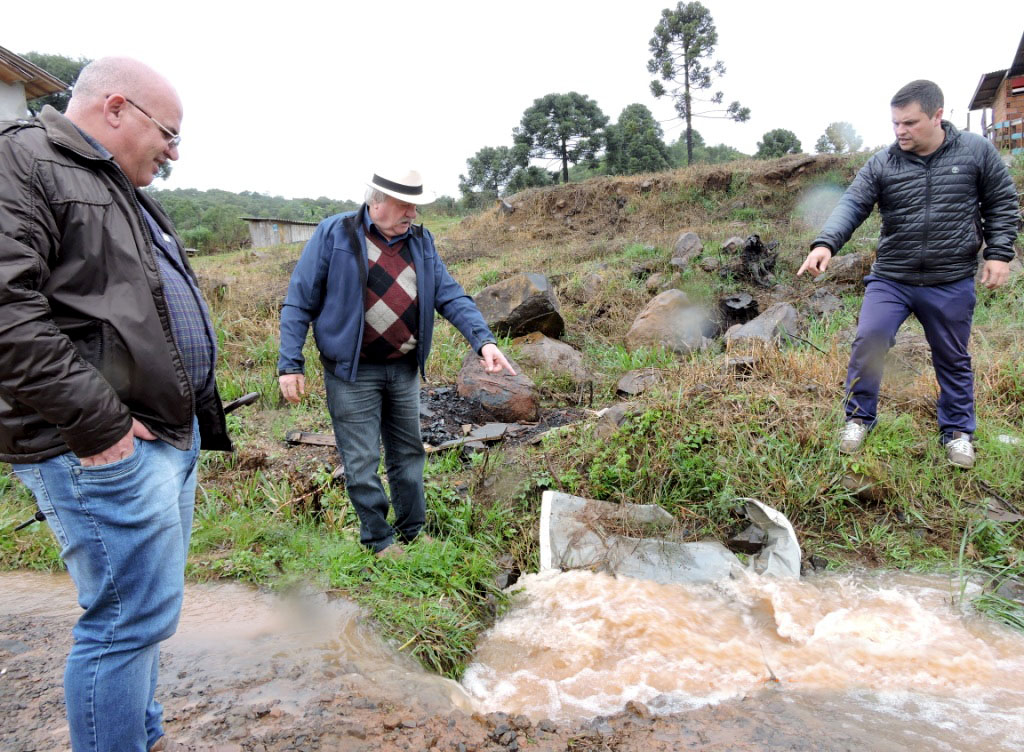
[539,491,802,585]
[539,491,738,585]
[740,498,801,579]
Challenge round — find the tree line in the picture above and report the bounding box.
[21,2,868,232]
[457,2,862,205]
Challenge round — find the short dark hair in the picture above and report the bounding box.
[891,80,944,116]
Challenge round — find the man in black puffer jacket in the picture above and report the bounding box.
[798,80,1019,469]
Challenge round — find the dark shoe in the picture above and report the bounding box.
[839,420,868,454]
[945,432,975,469]
[375,543,406,559]
[150,737,243,752]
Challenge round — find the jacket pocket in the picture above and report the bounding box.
[60,319,134,396]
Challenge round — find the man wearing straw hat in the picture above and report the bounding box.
[278,169,514,556]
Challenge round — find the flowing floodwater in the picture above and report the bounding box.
[462,569,1024,750]
[4,569,1024,750]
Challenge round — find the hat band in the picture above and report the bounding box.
[372,174,423,196]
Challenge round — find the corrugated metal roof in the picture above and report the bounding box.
[0,46,69,100]
[969,31,1024,110]
[239,217,320,226]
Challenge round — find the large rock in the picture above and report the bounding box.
[625,289,710,355]
[475,273,564,339]
[724,302,798,346]
[457,352,538,422]
[511,333,591,383]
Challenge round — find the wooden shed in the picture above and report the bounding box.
[968,31,1024,154]
[241,217,319,249]
[0,46,68,120]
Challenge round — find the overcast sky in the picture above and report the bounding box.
[6,2,1021,201]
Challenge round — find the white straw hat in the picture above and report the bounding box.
[366,169,436,205]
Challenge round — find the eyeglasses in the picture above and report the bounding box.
[124,97,181,148]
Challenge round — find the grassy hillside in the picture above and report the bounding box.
[3,154,1023,675]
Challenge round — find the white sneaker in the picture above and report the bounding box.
[839,420,868,454]
[945,433,974,469]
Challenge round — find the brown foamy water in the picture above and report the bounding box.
[462,569,1024,749]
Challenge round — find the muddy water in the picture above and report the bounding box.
[463,570,1024,751]
[5,570,1024,751]
[0,572,468,714]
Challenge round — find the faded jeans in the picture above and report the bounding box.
[12,419,200,752]
[323,359,426,552]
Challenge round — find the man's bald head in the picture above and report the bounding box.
[64,57,183,188]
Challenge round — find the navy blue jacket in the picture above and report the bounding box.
[812,123,1019,286]
[278,207,495,380]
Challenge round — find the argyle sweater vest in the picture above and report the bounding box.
[360,230,418,361]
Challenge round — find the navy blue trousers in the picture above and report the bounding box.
[845,274,976,440]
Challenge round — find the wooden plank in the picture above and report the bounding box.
[285,430,337,447]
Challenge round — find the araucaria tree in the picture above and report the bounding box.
[815,122,863,154]
[458,145,527,198]
[513,93,608,184]
[755,128,802,159]
[647,2,750,166]
[606,103,671,175]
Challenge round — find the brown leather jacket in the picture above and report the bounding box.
[0,106,230,463]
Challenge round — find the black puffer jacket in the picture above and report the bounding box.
[0,107,230,463]
[813,122,1019,285]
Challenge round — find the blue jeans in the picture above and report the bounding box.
[845,275,976,439]
[323,359,426,552]
[12,420,200,752]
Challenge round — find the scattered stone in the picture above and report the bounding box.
[639,179,654,192]
[511,332,591,383]
[475,273,565,338]
[671,231,703,267]
[725,356,758,375]
[511,715,531,731]
[625,700,653,719]
[197,274,235,302]
[581,272,603,299]
[808,287,843,316]
[345,723,367,739]
[499,200,516,215]
[809,555,829,571]
[724,302,798,347]
[537,719,558,733]
[645,271,667,292]
[615,368,662,397]
[456,352,538,422]
[699,256,721,272]
[841,471,889,505]
[594,402,640,439]
[727,524,767,554]
[630,260,659,281]
[995,578,1024,603]
[722,236,745,253]
[625,289,710,355]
